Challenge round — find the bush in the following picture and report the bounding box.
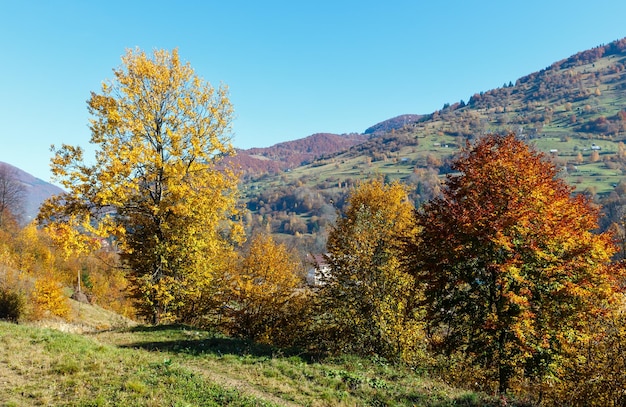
[32,276,70,319]
[0,287,25,322]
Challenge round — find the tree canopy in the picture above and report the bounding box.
[320,179,424,361]
[223,233,303,343]
[410,133,622,393]
[38,48,242,323]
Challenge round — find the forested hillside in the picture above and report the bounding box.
[0,162,63,223]
[226,132,369,177]
[238,38,626,254]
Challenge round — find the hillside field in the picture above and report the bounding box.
[0,320,511,407]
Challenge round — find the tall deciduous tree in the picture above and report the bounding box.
[319,179,424,362]
[410,134,621,393]
[38,48,242,323]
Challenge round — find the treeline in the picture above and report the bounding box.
[241,163,445,254]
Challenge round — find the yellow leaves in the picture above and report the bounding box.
[38,48,240,323]
[224,234,303,341]
[32,275,70,319]
[43,216,100,260]
[340,178,419,247]
[234,234,300,303]
[321,178,423,361]
[9,223,55,274]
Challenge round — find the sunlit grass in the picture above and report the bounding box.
[0,322,277,406]
[0,321,509,406]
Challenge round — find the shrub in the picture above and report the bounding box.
[0,287,25,322]
[32,276,70,318]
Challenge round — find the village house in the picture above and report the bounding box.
[306,253,330,286]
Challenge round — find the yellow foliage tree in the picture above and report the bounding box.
[43,216,102,295]
[12,223,54,276]
[32,274,70,319]
[38,48,241,324]
[319,179,424,362]
[0,223,71,321]
[540,299,626,406]
[224,234,303,343]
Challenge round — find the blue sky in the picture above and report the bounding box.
[1,1,625,184]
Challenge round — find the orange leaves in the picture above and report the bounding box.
[412,133,621,393]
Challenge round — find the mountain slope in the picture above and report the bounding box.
[364,114,424,135]
[226,132,370,177]
[239,37,626,251]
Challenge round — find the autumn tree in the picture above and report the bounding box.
[410,133,620,394]
[318,179,424,362]
[222,234,305,344]
[38,48,241,324]
[0,163,25,229]
[0,223,72,321]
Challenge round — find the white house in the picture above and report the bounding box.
[306,253,330,286]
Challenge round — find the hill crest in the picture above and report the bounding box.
[227,132,370,177]
[236,37,626,251]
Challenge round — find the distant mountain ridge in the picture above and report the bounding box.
[234,37,626,251]
[0,162,64,222]
[227,116,428,177]
[227,132,370,177]
[363,114,424,135]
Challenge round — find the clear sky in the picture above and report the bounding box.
[1,0,625,184]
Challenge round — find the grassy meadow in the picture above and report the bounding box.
[0,320,513,407]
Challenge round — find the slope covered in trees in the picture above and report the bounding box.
[0,161,63,223]
[226,132,369,177]
[239,37,626,254]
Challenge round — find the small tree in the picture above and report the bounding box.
[32,274,70,319]
[319,179,424,362]
[0,163,25,229]
[411,133,621,393]
[0,286,25,322]
[225,234,303,343]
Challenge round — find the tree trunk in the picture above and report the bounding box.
[497,330,511,394]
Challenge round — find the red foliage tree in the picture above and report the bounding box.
[410,133,622,393]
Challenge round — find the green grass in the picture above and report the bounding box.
[0,322,278,406]
[0,321,509,407]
